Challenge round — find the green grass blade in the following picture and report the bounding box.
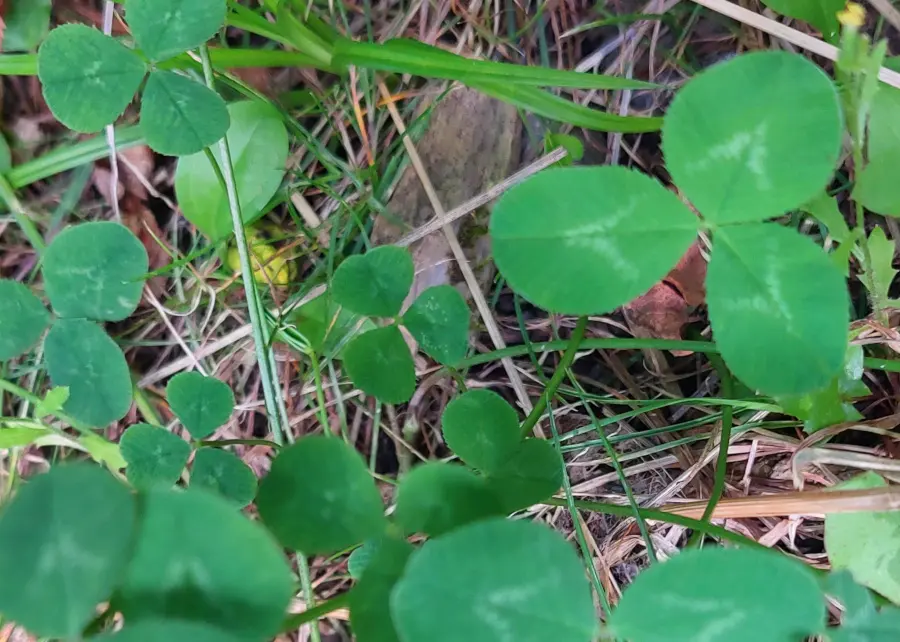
[335,38,659,90]
[0,53,37,75]
[470,80,662,133]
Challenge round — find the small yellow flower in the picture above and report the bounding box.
[227,232,295,286]
[838,2,865,28]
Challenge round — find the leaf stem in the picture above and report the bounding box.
[279,589,353,633]
[518,315,584,438]
[197,45,289,445]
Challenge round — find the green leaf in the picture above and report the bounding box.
[801,192,851,244]
[855,87,900,216]
[0,279,50,361]
[470,80,661,133]
[663,51,842,224]
[2,0,51,52]
[0,426,45,449]
[80,432,128,471]
[441,389,522,473]
[491,166,698,314]
[127,0,227,62]
[120,423,190,490]
[829,608,900,642]
[191,447,257,508]
[827,570,877,625]
[394,463,504,537]
[545,132,584,166]
[391,518,597,642]
[860,226,897,305]
[332,246,414,317]
[334,38,656,91]
[707,223,849,396]
[777,344,869,433]
[90,619,245,642]
[484,438,563,511]
[402,285,470,365]
[166,372,234,439]
[117,487,294,640]
[174,100,289,241]
[343,326,416,404]
[34,386,70,420]
[609,547,825,642]
[759,0,842,40]
[43,221,148,321]
[285,293,376,356]
[826,472,900,603]
[140,70,229,156]
[44,319,133,427]
[348,541,378,580]
[351,536,414,642]
[0,464,136,638]
[257,436,387,554]
[38,25,146,132]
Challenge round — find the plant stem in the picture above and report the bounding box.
[308,350,333,436]
[686,354,735,548]
[279,590,353,633]
[295,553,322,642]
[519,315,588,438]
[198,45,289,445]
[0,174,45,252]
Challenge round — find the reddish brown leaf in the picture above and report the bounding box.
[623,242,707,356]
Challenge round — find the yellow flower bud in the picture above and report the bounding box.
[227,237,294,286]
[838,2,865,27]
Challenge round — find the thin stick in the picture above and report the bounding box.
[691,0,900,88]
[396,147,567,247]
[102,1,121,222]
[667,487,900,519]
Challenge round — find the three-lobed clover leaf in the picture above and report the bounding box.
[120,423,191,490]
[38,24,146,133]
[166,372,235,439]
[117,487,294,641]
[332,246,414,317]
[43,221,148,322]
[484,438,562,512]
[140,70,230,157]
[402,285,470,365]
[491,166,699,315]
[127,0,227,62]
[609,547,826,642]
[0,279,50,361]
[256,436,387,554]
[342,325,416,404]
[393,462,504,537]
[191,447,257,508]
[391,518,598,642]
[44,318,133,427]
[706,223,849,396]
[441,389,522,473]
[175,101,289,240]
[0,464,136,638]
[662,50,842,225]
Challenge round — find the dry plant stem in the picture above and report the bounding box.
[690,0,900,87]
[669,487,900,519]
[279,590,353,633]
[198,45,289,446]
[102,0,121,223]
[376,81,539,431]
[519,316,589,439]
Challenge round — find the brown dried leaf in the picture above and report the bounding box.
[665,241,706,306]
[121,196,168,295]
[623,242,707,356]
